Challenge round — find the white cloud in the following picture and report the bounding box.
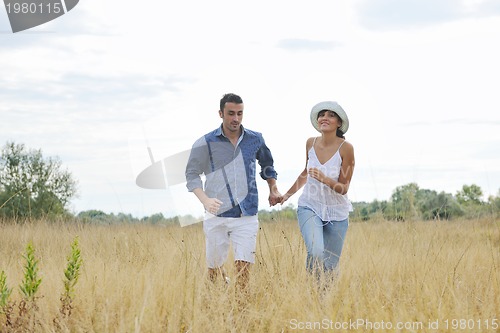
[355,0,500,30]
[276,39,341,51]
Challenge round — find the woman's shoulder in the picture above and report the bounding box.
[341,139,353,149]
[340,139,354,156]
[305,137,318,150]
[306,136,316,144]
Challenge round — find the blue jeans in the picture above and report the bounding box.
[297,206,349,275]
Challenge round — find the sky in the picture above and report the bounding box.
[1,0,499,219]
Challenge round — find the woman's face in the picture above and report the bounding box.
[317,110,342,131]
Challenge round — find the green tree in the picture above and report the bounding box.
[0,142,77,219]
[76,210,109,223]
[141,212,165,224]
[388,183,421,220]
[488,189,500,210]
[418,190,463,220]
[456,184,483,205]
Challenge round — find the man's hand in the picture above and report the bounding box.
[268,187,282,207]
[202,197,223,215]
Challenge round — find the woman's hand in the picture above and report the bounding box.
[308,167,326,183]
[280,193,291,204]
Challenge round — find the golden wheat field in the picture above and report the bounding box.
[0,216,499,333]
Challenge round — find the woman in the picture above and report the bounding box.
[281,101,355,277]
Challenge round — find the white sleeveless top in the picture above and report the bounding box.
[297,138,353,221]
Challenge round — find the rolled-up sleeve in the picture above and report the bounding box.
[257,137,278,180]
[185,137,209,192]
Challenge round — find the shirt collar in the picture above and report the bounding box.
[216,124,246,139]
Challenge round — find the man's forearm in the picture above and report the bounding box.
[192,188,209,204]
[266,178,278,192]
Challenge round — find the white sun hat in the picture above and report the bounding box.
[310,101,349,134]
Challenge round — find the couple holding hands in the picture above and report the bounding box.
[185,93,355,290]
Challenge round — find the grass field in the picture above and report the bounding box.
[0,216,499,332]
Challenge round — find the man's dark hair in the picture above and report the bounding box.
[220,93,243,112]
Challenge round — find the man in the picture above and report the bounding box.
[185,93,281,289]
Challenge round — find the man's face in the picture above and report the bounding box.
[219,102,243,133]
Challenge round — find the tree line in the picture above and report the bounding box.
[350,183,499,221]
[1,141,498,223]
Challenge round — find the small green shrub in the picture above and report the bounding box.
[0,271,12,309]
[19,242,42,301]
[60,237,83,317]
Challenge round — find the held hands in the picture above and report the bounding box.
[280,193,291,205]
[268,186,283,207]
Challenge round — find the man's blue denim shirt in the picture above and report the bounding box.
[185,125,277,217]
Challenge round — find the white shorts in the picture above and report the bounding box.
[203,213,259,269]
